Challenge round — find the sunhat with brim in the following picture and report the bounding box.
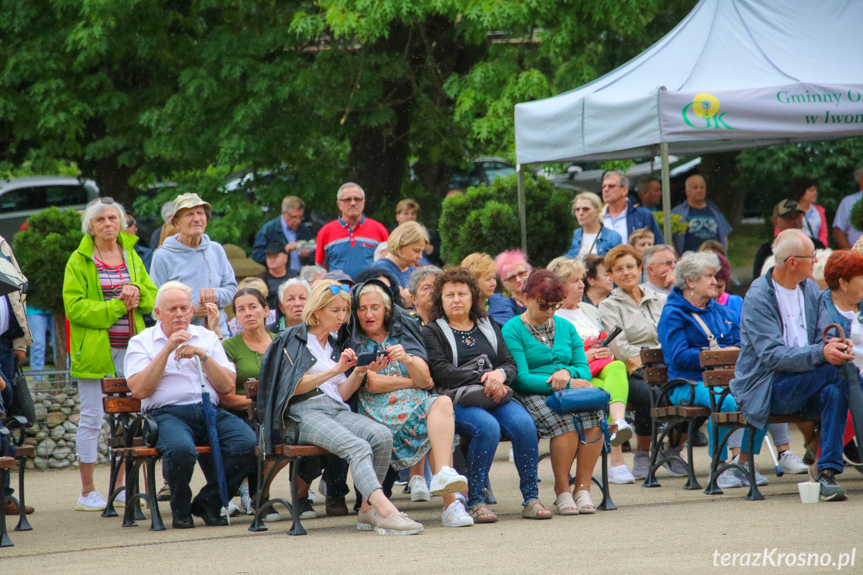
[171,193,213,223]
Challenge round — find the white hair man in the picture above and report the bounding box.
[730,229,852,501]
[124,281,256,528]
[642,245,677,295]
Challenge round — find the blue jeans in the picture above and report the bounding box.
[771,364,848,473]
[26,314,54,377]
[149,403,257,518]
[453,401,539,507]
[669,381,763,460]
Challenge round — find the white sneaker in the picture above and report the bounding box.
[610,420,633,447]
[220,501,241,517]
[778,450,809,474]
[607,464,635,484]
[409,475,431,502]
[732,455,768,486]
[714,467,744,489]
[307,489,320,504]
[442,500,474,527]
[240,493,253,515]
[114,490,126,507]
[429,466,468,496]
[76,491,107,512]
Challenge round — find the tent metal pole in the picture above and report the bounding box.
[660,143,672,244]
[517,165,528,253]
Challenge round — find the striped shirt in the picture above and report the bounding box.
[96,258,131,348]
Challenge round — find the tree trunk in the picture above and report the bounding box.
[93,155,139,209]
[53,314,67,388]
[699,151,744,227]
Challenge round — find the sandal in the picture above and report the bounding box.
[574,490,596,514]
[552,492,579,515]
[468,503,499,524]
[522,499,553,520]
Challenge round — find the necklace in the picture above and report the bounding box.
[522,316,555,347]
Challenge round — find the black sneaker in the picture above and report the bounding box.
[692,428,709,447]
[815,469,847,501]
[298,497,318,520]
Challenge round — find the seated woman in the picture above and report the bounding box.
[370,221,430,303]
[423,268,551,522]
[547,257,634,484]
[227,277,277,335]
[488,250,530,325]
[713,253,743,324]
[257,280,424,535]
[345,279,472,528]
[582,254,613,307]
[565,192,622,258]
[598,245,677,480]
[656,252,765,488]
[461,252,499,310]
[502,270,604,515]
[277,278,311,331]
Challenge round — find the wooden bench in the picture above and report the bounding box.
[699,349,820,500]
[244,380,328,536]
[640,348,710,490]
[1,414,34,533]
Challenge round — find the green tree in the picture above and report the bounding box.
[13,208,84,379]
[439,173,573,266]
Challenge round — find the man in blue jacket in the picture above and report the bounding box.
[600,170,664,245]
[251,196,314,272]
[730,229,852,501]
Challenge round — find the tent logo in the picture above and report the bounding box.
[682,93,734,130]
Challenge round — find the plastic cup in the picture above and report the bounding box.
[797,481,820,504]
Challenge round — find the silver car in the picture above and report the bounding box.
[0,176,99,240]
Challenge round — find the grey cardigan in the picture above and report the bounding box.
[729,268,829,430]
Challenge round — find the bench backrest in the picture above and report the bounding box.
[640,348,668,385]
[101,377,141,414]
[245,379,259,421]
[699,349,739,388]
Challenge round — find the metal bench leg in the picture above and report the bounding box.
[249,454,268,532]
[743,429,764,501]
[593,449,617,511]
[122,458,142,527]
[14,458,31,531]
[683,419,702,491]
[704,425,729,495]
[142,458,165,531]
[102,451,121,518]
[288,458,307,536]
[0,469,13,547]
[642,418,662,488]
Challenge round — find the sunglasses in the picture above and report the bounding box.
[536,301,563,312]
[327,284,351,294]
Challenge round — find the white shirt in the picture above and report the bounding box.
[124,323,235,413]
[307,335,349,409]
[802,205,822,242]
[832,190,863,247]
[602,205,629,243]
[642,281,671,296]
[772,281,807,348]
[579,232,598,255]
[556,307,601,340]
[836,308,863,373]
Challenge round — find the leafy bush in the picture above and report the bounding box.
[439,173,575,267]
[653,211,689,235]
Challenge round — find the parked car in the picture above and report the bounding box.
[448,157,517,190]
[0,176,99,241]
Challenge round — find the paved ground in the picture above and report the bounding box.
[1,429,861,574]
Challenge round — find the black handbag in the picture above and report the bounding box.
[445,354,513,409]
[8,365,36,425]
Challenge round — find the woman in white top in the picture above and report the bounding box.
[547,257,634,484]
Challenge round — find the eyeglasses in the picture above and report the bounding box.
[573,207,592,213]
[327,284,351,294]
[536,301,563,312]
[784,254,816,262]
[339,197,364,204]
[88,197,115,207]
[612,263,639,274]
[505,270,529,283]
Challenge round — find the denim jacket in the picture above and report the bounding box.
[819,288,863,338]
[565,225,622,258]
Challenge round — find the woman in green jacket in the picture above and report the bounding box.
[501,269,603,516]
[63,198,158,512]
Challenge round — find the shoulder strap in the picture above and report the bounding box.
[689,312,721,350]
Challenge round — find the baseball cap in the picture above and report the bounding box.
[773,199,803,219]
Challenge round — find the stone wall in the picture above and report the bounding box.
[28,387,110,470]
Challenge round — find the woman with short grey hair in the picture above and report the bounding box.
[673,251,720,292]
[278,277,312,330]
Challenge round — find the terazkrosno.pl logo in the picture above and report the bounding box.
[682,93,734,130]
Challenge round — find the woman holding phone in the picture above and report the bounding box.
[344,279,472,528]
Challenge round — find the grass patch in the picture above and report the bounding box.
[726,222,770,272]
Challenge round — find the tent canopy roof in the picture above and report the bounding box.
[515,0,863,165]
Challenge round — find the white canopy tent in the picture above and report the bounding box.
[513,0,863,247]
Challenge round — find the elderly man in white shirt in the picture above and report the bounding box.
[124,281,256,529]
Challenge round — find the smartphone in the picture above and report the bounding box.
[356,350,387,367]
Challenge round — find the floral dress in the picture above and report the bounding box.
[357,334,454,470]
